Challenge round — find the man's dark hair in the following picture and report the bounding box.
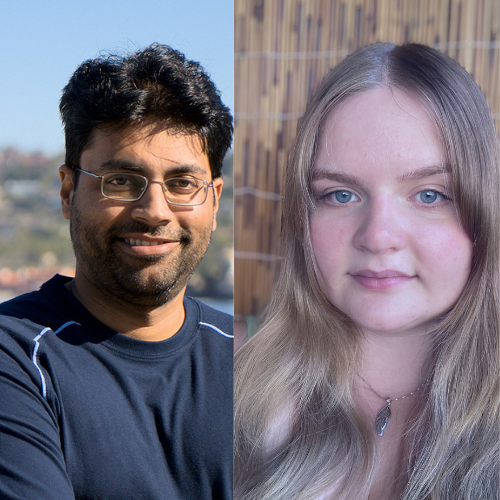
[60,43,233,178]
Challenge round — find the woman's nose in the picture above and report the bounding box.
[352,198,406,254]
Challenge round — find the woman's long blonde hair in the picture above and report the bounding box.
[234,43,500,500]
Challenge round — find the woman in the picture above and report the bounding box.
[234,43,500,500]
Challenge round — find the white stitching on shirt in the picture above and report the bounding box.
[32,328,51,399]
[54,321,80,336]
[199,322,233,338]
[31,321,80,399]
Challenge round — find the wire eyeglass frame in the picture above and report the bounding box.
[71,166,214,206]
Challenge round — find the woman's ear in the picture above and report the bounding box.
[59,165,74,220]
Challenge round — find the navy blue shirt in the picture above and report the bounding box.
[0,275,233,499]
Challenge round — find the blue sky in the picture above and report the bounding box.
[0,1,233,155]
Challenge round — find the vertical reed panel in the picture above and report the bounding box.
[235,0,500,328]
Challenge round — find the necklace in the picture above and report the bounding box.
[359,376,427,437]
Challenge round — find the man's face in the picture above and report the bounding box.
[60,125,222,307]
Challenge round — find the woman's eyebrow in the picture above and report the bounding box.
[397,165,451,182]
[311,169,364,186]
[312,165,451,185]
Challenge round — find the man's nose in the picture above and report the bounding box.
[352,198,406,254]
[130,181,174,226]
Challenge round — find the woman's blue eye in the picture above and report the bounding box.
[334,190,355,203]
[419,190,440,204]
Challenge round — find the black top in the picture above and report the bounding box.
[0,275,233,500]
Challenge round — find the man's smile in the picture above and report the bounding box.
[125,238,172,246]
[117,235,182,256]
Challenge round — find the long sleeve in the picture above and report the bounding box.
[0,324,75,499]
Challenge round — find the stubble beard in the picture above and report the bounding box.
[69,201,213,308]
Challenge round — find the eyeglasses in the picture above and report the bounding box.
[72,167,214,206]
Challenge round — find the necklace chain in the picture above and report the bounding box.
[358,375,428,437]
[359,376,426,402]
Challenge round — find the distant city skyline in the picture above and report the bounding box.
[0,1,233,155]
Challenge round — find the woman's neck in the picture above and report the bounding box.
[357,328,433,400]
[354,330,433,500]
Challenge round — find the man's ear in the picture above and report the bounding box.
[59,165,74,220]
[211,177,223,231]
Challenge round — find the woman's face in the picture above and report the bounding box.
[309,87,472,337]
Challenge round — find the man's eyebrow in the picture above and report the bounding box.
[397,165,451,182]
[311,169,364,186]
[97,159,209,175]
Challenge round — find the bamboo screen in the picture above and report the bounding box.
[234,0,500,330]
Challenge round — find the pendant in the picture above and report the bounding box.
[374,399,392,436]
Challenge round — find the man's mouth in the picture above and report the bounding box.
[115,234,182,257]
[124,238,172,247]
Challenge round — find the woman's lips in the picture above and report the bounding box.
[349,270,414,290]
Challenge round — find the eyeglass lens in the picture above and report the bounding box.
[101,173,206,205]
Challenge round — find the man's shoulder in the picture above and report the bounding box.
[183,297,233,359]
[0,275,71,333]
[186,297,233,338]
[0,289,46,318]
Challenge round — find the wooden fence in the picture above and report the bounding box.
[234,0,500,333]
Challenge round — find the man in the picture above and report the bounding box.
[0,44,233,499]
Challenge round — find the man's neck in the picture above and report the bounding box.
[66,272,186,342]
